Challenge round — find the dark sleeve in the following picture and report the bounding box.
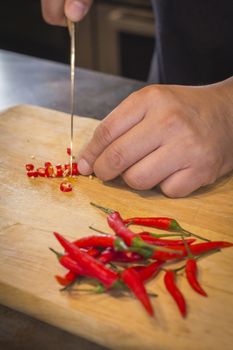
[149,0,233,85]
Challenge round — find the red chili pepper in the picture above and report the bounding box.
[45,162,52,168]
[27,170,38,177]
[83,247,100,258]
[164,270,186,318]
[98,249,143,264]
[54,232,119,289]
[150,241,233,261]
[55,270,77,286]
[60,181,72,192]
[139,233,196,246]
[99,248,115,264]
[187,241,233,256]
[54,247,99,286]
[113,251,143,263]
[50,248,85,276]
[133,261,163,283]
[90,203,141,246]
[25,163,34,171]
[121,267,154,317]
[108,211,136,246]
[90,203,181,258]
[185,259,207,296]
[124,217,209,242]
[74,235,115,249]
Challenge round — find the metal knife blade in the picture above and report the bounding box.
[67,19,76,175]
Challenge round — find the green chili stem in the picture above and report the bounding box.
[89,226,112,235]
[90,202,114,214]
[171,248,220,273]
[181,235,193,258]
[181,228,210,242]
[148,231,188,238]
[49,247,63,260]
[132,236,182,254]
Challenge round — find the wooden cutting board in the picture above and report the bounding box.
[0,105,233,350]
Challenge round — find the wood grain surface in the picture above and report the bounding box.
[0,105,233,350]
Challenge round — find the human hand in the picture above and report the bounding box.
[77,78,233,197]
[41,0,93,25]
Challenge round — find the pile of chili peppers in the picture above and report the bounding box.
[25,148,79,192]
[51,203,233,318]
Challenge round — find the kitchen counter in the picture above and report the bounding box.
[0,50,145,118]
[0,49,145,350]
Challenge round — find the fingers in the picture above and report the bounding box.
[64,0,92,22]
[78,92,146,175]
[41,0,92,26]
[41,0,67,25]
[159,168,206,198]
[123,151,213,198]
[93,119,162,181]
[122,143,188,191]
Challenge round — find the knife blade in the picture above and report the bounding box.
[67,19,76,175]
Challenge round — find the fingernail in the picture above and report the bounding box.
[78,158,92,175]
[67,0,88,21]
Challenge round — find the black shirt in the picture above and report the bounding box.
[149,0,233,85]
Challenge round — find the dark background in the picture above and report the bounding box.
[0,0,155,81]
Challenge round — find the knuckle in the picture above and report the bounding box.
[141,84,175,103]
[141,84,159,95]
[123,172,149,190]
[94,122,113,147]
[105,145,126,170]
[93,163,108,181]
[163,111,185,131]
[160,183,183,198]
[128,89,141,100]
[194,147,220,184]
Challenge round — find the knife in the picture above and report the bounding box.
[67,19,76,175]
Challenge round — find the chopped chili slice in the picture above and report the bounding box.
[45,165,54,177]
[63,163,79,176]
[55,165,63,177]
[71,162,79,175]
[60,181,72,192]
[25,163,34,171]
[27,170,38,177]
[37,167,46,177]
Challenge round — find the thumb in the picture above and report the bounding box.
[65,0,92,22]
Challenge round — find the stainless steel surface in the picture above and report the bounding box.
[67,20,76,171]
[0,50,146,118]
